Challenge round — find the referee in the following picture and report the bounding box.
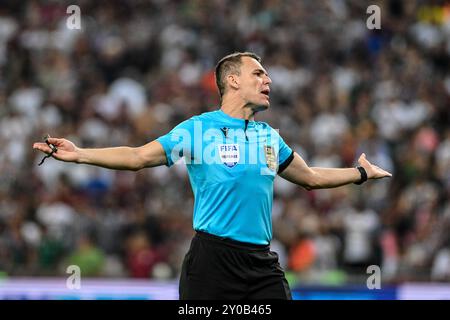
[33,52,392,299]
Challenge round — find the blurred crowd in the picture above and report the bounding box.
[0,0,449,285]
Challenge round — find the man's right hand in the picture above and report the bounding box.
[33,137,80,163]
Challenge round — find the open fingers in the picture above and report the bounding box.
[381,169,392,177]
[374,166,392,178]
[358,154,392,178]
[46,137,63,146]
[33,142,54,154]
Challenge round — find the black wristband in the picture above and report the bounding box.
[354,166,368,185]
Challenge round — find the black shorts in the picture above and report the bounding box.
[179,231,292,300]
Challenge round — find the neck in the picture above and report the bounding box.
[220,95,256,121]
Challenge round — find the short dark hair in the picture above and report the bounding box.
[214,52,261,98]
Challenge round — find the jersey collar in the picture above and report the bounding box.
[217,109,256,126]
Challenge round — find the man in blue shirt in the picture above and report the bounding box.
[156,108,293,246]
[33,52,391,299]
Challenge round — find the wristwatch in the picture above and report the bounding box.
[354,166,368,185]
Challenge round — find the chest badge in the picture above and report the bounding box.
[264,145,278,171]
[218,144,239,168]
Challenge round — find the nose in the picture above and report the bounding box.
[264,75,272,84]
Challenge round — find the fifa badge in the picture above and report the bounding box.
[218,144,240,168]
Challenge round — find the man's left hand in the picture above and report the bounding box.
[358,153,392,180]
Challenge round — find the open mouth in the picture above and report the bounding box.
[261,89,270,97]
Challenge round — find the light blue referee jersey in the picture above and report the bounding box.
[156,109,294,245]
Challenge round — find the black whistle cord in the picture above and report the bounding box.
[244,119,249,141]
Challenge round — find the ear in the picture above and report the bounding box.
[226,74,240,90]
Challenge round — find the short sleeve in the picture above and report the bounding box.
[156,117,195,167]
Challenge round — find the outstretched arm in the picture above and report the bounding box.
[33,137,167,171]
[279,152,392,190]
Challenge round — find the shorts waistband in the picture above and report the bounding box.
[195,230,270,251]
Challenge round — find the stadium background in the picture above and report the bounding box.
[0,0,449,299]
